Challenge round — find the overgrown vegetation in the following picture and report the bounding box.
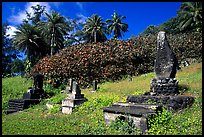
[31,31,202,87]
[2,63,202,135]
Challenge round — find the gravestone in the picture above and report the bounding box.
[6,73,44,114]
[23,73,45,99]
[64,78,73,93]
[90,80,98,92]
[151,31,179,95]
[62,80,87,114]
[155,31,178,79]
[102,31,195,133]
[93,80,97,91]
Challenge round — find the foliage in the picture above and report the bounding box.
[32,31,202,88]
[83,14,107,43]
[106,10,128,39]
[24,4,46,24]
[48,104,61,114]
[2,23,20,76]
[12,23,49,66]
[177,2,202,32]
[48,93,66,104]
[39,10,72,55]
[10,59,25,75]
[147,108,174,135]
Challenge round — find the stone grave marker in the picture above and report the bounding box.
[6,73,44,114]
[90,80,98,92]
[64,78,73,93]
[62,80,87,114]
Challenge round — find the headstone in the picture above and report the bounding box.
[154,31,178,80]
[151,31,179,95]
[23,73,45,99]
[33,73,44,90]
[93,80,97,91]
[62,80,87,114]
[72,81,81,95]
[65,78,73,93]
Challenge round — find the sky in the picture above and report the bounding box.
[2,2,182,40]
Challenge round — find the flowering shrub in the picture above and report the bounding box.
[31,31,202,87]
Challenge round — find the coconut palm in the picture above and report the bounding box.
[106,11,128,39]
[12,23,48,65]
[39,10,71,55]
[83,14,107,43]
[178,2,202,32]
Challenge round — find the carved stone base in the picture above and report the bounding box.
[150,78,179,95]
[127,94,194,111]
[62,97,87,114]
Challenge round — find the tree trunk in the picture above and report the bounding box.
[94,31,97,43]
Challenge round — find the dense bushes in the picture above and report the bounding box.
[31,31,202,88]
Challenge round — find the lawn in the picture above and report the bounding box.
[2,62,202,135]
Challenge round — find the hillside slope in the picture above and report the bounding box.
[2,62,202,135]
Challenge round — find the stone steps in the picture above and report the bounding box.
[6,99,41,115]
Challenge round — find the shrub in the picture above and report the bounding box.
[31,31,202,88]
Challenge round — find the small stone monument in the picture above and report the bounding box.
[64,78,73,93]
[23,73,45,99]
[90,80,98,92]
[62,80,87,114]
[150,31,179,95]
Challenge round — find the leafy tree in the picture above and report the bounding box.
[12,23,48,67]
[83,14,107,43]
[106,11,128,39]
[2,23,19,76]
[40,10,71,55]
[64,18,86,46]
[24,4,46,25]
[177,2,202,32]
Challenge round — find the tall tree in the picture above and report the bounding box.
[40,10,71,55]
[12,23,48,67]
[177,2,202,32]
[106,11,128,39]
[2,23,19,76]
[83,14,107,43]
[25,4,46,25]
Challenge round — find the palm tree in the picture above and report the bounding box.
[13,23,48,66]
[106,11,128,39]
[39,10,71,55]
[178,2,202,32]
[83,14,107,43]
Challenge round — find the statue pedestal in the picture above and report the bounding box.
[150,78,179,96]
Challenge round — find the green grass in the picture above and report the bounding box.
[2,63,202,135]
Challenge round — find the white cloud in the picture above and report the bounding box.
[8,2,51,25]
[6,25,18,39]
[76,13,88,24]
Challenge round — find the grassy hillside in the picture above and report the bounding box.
[2,63,202,135]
